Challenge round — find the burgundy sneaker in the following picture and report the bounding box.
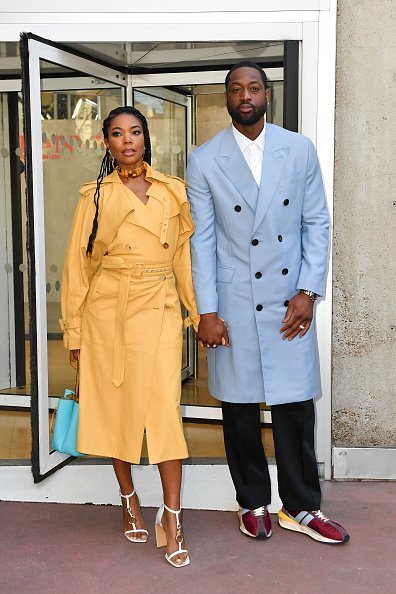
[278,508,350,544]
[238,506,272,539]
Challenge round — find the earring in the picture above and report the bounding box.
[106,148,115,167]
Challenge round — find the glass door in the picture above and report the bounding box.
[132,86,194,380]
[131,70,283,429]
[20,33,127,481]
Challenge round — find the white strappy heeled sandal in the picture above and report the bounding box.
[120,490,149,543]
[155,504,190,568]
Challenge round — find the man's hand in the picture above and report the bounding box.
[196,313,230,348]
[280,293,314,340]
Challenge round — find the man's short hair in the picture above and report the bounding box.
[225,61,268,90]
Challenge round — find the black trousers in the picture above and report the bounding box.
[221,399,321,511]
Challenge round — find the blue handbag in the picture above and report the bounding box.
[51,356,85,457]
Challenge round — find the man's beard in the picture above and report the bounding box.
[227,99,267,126]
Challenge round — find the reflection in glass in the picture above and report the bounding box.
[134,89,192,377]
[36,61,124,451]
[0,90,31,459]
[133,90,186,178]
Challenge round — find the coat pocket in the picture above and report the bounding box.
[217,267,234,283]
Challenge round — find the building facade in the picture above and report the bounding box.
[0,1,394,507]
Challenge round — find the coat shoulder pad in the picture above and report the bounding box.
[164,174,187,188]
[79,180,97,196]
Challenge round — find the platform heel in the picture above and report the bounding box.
[155,504,190,568]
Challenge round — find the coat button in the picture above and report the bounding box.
[278,235,283,242]
[256,304,263,311]
[283,199,289,206]
[234,205,242,212]
[255,272,262,279]
[284,300,289,307]
[163,242,169,249]
[282,268,288,275]
[251,239,259,246]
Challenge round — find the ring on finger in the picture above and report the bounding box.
[299,324,305,330]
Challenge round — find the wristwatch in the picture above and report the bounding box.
[299,289,318,302]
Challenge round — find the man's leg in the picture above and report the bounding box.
[221,401,272,538]
[221,401,271,509]
[272,399,349,544]
[271,399,321,510]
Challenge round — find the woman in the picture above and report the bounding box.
[60,106,199,568]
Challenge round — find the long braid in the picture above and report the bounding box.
[86,148,113,256]
[86,106,151,256]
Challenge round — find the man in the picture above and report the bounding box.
[186,61,349,544]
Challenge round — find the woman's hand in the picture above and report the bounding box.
[70,349,80,362]
[280,293,314,340]
[196,313,230,348]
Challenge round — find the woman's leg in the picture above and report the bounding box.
[158,459,187,564]
[112,458,147,540]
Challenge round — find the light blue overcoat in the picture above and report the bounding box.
[186,123,330,405]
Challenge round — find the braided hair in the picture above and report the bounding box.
[86,106,152,256]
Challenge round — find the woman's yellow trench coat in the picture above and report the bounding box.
[60,164,199,464]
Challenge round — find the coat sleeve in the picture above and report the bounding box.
[59,189,98,350]
[296,138,330,297]
[186,151,218,314]
[173,200,200,332]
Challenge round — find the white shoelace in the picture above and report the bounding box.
[252,506,267,517]
[313,510,330,522]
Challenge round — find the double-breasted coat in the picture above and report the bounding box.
[60,165,199,463]
[186,123,329,406]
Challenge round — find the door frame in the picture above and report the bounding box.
[20,33,128,481]
[0,4,336,503]
[131,84,195,380]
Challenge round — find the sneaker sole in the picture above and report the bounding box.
[278,511,349,544]
[237,511,272,540]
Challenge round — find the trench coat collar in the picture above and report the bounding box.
[215,125,259,212]
[100,163,170,244]
[100,163,170,186]
[253,123,289,234]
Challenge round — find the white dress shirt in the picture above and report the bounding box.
[232,124,266,187]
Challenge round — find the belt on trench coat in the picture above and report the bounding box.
[100,256,174,388]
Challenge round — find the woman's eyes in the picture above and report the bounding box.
[111,130,141,137]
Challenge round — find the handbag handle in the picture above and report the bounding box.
[69,352,80,403]
[50,355,80,434]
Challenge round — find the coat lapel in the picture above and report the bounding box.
[101,167,168,242]
[214,126,259,212]
[253,124,289,234]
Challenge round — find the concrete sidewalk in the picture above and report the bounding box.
[1,481,395,594]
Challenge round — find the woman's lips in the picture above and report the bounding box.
[122,149,136,156]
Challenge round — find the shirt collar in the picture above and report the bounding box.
[232,123,266,152]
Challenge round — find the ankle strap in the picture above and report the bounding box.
[120,490,135,499]
[164,503,181,515]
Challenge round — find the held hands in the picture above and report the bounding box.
[196,313,230,348]
[280,293,314,340]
